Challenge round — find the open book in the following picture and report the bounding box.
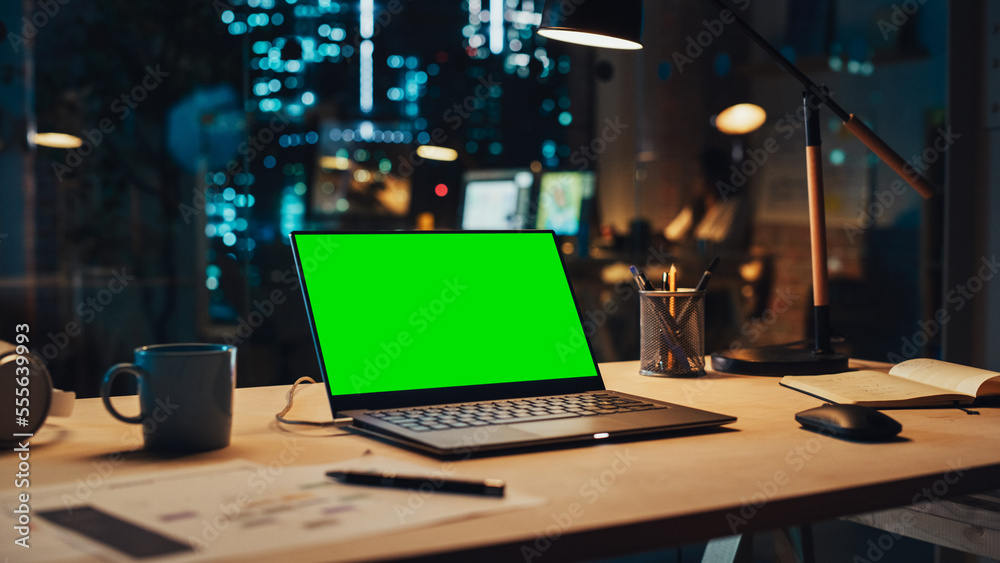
[780,359,1000,407]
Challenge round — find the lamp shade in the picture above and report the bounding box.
[538,0,644,50]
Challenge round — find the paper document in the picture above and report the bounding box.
[1,456,544,562]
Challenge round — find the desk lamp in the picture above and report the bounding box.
[538,0,935,375]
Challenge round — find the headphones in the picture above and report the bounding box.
[0,340,74,445]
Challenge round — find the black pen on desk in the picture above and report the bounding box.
[326,469,506,497]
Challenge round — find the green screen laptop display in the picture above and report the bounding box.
[292,231,599,400]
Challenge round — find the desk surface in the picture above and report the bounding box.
[10,360,1000,562]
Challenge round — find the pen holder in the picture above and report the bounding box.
[639,289,705,377]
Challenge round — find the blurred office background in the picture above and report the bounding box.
[1,0,997,397]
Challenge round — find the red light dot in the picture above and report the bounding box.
[436,51,448,64]
[434,184,448,197]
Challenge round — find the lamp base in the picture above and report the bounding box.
[710,346,849,376]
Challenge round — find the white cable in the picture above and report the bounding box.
[275,377,353,427]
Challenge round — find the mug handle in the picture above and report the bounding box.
[101,363,145,424]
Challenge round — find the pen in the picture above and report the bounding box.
[678,256,720,326]
[326,470,506,497]
[693,256,720,292]
[629,265,655,291]
[632,265,691,368]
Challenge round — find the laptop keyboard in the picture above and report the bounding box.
[366,392,666,433]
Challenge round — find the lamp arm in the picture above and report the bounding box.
[843,116,935,198]
[704,0,935,199]
[704,0,843,116]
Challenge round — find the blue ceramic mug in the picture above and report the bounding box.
[101,343,236,452]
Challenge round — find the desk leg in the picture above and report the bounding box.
[775,526,815,563]
[789,525,815,563]
[702,534,752,563]
[702,527,815,563]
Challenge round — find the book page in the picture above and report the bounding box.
[780,370,969,405]
[889,359,1000,397]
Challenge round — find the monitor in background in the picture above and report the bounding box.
[311,154,412,218]
[535,170,594,236]
[460,169,535,230]
[308,120,415,229]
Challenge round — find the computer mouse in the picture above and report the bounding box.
[795,404,902,441]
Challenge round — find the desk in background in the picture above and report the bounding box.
[7,360,1000,561]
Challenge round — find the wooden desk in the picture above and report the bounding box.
[9,360,1000,561]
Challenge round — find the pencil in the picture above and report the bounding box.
[668,265,677,370]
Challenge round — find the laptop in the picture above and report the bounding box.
[290,230,735,456]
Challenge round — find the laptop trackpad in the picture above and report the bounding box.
[513,417,640,438]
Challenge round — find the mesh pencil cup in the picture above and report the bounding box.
[639,289,706,377]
